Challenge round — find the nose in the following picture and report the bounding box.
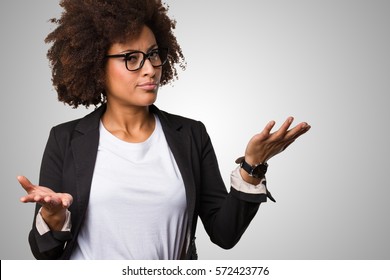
[140,58,156,77]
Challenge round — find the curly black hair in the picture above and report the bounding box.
[45,0,185,108]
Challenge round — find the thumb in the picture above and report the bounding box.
[17,175,35,193]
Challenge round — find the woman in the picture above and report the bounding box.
[18,0,310,260]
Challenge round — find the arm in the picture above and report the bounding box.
[18,176,71,231]
[198,117,310,249]
[241,117,310,184]
[18,127,73,259]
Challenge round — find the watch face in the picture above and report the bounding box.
[252,164,267,177]
[240,159,268,178]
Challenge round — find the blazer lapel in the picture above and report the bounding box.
[152,106,197,238]
[69,104,197,249]
[71,105,105,220]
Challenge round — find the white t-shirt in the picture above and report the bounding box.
[70,115,188,259]
[36,115,270,259]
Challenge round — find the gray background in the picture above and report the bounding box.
[1,0,389,260]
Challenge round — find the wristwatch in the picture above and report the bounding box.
[236,157,268,179]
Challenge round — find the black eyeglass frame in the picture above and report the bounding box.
[106,47,169,72]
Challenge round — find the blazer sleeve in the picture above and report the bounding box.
[196,121,266,249]
[28,127,72,259]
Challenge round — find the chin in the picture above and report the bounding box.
[141,93,158,106]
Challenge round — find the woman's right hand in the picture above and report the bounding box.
[17,175,73,231]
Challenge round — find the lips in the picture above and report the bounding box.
[137,81,158,91]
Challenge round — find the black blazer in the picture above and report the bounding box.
[28,104,270,259]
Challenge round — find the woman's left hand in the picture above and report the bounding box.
[243,116,311,166]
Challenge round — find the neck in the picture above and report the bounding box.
[101,103,155,143]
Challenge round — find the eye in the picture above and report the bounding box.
[125,52,141,65]
[148,49,160,60]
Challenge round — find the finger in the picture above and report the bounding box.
[297,123,311,137]
[286,122,311,140]
[262,120,276,136]
[274,117,294,137]
[34,195,61,210]
[33,194,44,203]
[62,193,73,208]
[282,116,294,131]
[20,194,37,203]
[43,193,72,208]
[44,195,55,204]
[22,191,49,203]
[17,175,36,192]
[62,197,71,208]
[18,176,38,203]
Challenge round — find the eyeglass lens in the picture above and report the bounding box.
[125,48,168,71]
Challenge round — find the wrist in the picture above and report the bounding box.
[40,207,66,231]
[239,168,262,185]
[244,154,267,166]
[236,156,268,180]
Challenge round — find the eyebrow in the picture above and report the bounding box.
[120,44,158,54]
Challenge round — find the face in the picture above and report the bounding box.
[105,25,162,108]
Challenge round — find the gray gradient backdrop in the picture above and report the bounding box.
[1,0,389,260]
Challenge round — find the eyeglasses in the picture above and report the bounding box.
[106,47,168,71]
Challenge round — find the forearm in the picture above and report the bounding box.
[40,207,67,231]
[30,208,72,259]
[204,191,261,249]
[239,168,262,185]
[36,207,71,235]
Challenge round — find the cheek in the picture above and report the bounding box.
[105,63,135,89]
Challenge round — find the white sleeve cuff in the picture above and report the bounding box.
[231,166,268,195]
[36,207,72,235]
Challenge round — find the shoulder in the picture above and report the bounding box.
[152,106,213,153]
[49,105,104,142]
[51,118,81,134]
[159,109,201,126]
[152,106,208,134]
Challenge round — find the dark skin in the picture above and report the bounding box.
[17,118,310,230]
[241,117,310,185]
[18,176,72,231]
[17,26,311,231]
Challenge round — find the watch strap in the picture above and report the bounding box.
[236,157,268,178]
